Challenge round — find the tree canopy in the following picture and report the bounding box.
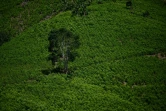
[48,28,80,74]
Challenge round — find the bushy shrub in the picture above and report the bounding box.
[70,0,92,16]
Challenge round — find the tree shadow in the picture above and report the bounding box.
[0,31,11,46]
[41,69,52,75]
[41,67,64,75]
[41,68,75,79]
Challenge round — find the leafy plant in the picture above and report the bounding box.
[48,28,80,74]
[71,0,91,16]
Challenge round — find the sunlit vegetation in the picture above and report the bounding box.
[0,0,166,110]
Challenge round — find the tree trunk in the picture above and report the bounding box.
[64,48,69,74]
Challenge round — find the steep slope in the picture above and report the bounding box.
[0,0,166,110]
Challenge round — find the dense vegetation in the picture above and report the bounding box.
[48,28,80,74]
[0,0,91,45]
[0,0,166,110]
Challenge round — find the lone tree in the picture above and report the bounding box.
[48,28,80,74]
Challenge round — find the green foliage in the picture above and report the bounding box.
[0,0,166,110]
[71,0,91,16]
[0,0,68,39]
[0,0,93,45]
[48,28,80,74]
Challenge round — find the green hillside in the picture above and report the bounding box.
[0,0,166,110]
[0,0,62,36]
